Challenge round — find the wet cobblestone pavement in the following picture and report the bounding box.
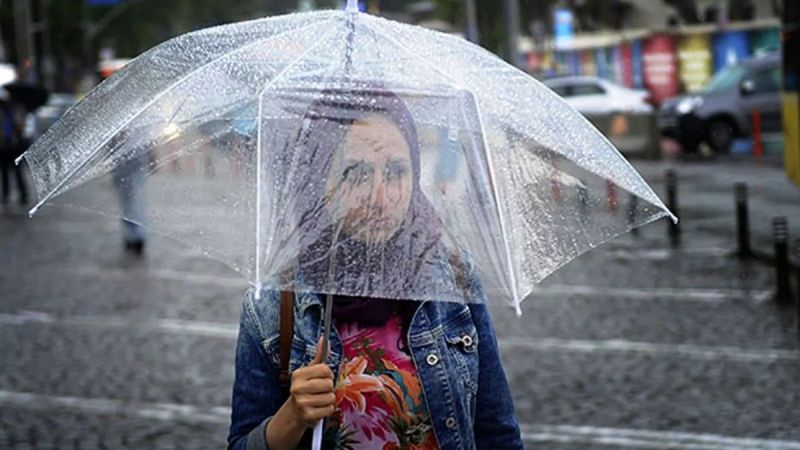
[2,158,799,449]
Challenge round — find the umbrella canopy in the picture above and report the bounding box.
[17,6,674,314]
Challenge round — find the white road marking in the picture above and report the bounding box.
[605,246,732,261]
[65,265,246,288]
[0,310,239,339]
[2,311,797,363]
[0,390,230,425]
[500,337,800,363]
[57,265,774,304]
[529,284,773,304]
[520,424,800,450]
[3,391,799,450]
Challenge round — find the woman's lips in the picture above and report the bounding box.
[369,217,392,228]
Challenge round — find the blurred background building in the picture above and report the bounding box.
[0,0,795,178]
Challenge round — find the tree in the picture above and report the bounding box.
[1,0,329,91]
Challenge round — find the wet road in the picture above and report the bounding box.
[2,158,799,449]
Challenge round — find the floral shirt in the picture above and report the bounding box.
[324,313,439,450]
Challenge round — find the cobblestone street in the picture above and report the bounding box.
[2,157,799,449]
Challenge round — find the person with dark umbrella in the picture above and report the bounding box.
[0,88,28,207]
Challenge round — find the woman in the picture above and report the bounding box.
[227,86,522,450]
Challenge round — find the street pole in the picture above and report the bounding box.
[0,1,6,61]
[464,0,479,44]
[39,0,54,90]
[503,0,520,67]
[13,0,35,69]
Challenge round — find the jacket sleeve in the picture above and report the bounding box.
[470,303,524,449]
[227,295,284,450]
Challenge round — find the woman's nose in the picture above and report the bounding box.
[370,180,388,209]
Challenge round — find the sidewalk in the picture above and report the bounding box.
[1,156,799,449]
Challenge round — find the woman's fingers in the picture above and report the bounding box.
[300,378,335,394]
[290,377,334,396]
[292,364,333,383]
[287,337,337,426]
[296,392,336,408]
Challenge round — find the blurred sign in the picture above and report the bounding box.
[580,50,596,76]
[750,29,779,56]
[678,34,711,92]
[783,3,800,185]
[554,9,574,50]
[631,40,644,88]
[611,45,623,84]
[620,42,634,87]
[712,31,750,72]
[642,35,679,103]
[595,47,613,80]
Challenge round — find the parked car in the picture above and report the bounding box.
[658,52,781,153]
[543,76,655,115]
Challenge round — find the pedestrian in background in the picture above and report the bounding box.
[112,150,148,255]
[0,88,28,207]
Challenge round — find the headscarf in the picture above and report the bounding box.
[282,82,445,323]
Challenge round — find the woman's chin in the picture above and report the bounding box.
[352,227,399,245]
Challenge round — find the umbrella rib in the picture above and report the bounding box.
[460,95,522,315]
[362,19,464,89]
[371,21,522,311]
[254,25,342,299]
[27,16,336,215]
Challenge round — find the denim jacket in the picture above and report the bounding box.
[227,271,523,450]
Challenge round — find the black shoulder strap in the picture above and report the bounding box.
[278,271,295,388]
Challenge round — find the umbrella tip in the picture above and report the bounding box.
[345,0,359,12]
[514,303,522,317]
[14,154,24,166]
[28,204,39,217]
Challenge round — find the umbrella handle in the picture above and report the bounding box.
[312,421,324,449]
[312,292,333,450]
[345,0,358,12]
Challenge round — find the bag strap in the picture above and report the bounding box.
[448,251,471,300]
[278,273,295,387]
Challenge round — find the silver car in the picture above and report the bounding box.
[544,76,654,115]
[658,52,781,153]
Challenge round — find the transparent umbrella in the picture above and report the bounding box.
[19,0,676,313]
[20,1,675,434]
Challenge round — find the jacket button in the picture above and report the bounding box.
[445,417,457,429]
[426,353,439,366]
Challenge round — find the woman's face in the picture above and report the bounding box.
[324,114,413,243]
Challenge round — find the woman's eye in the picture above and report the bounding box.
[356,171,371,184]
[385,165,407,181]
[344,166,371,185]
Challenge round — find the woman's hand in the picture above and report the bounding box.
[288,338,336,426]
[266,338,335,449]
